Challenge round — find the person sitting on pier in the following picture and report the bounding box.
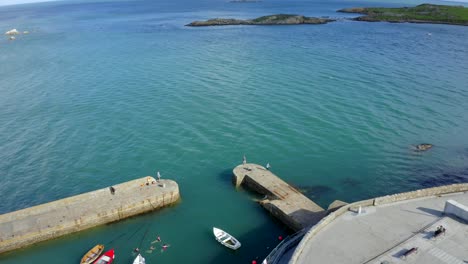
[109,186,116,195]
[434,225,446,238]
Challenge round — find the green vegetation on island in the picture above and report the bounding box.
[186,14,334,27]
[338,4,468,26]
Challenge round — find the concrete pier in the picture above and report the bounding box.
[0,177,180,254]
[233,163,326,231]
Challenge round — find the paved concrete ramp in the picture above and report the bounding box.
[233,164,325,231]
[0,177,179,254]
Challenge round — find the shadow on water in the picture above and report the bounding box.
[291,184,336,204]
[341,177,362,188]
[218,168,235,186]
[409,167,468,189]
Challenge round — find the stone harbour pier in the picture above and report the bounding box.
[0,177,180,254]
[233,163,327,231]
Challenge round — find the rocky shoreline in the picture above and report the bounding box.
[186,14,334,27]
[338,4,468,26]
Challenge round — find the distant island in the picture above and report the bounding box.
[338,4,468,26]
[186,14,335,27]
[229,0,262,2]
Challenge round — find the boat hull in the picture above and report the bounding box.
[133,254,146,264]
[93,249,115,264]
[81,244,104,264]
[213,227,241,250]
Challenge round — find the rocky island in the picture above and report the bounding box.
[338,4,468,26]
[186,14,334,27]
[229,0,262,2]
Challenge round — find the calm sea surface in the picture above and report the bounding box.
[0,0,467,263]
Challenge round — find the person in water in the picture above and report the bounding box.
[151,236,162,244]
[161,244,170,251]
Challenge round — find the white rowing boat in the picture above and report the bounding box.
[213,227,241,250]
[133,253,145,264]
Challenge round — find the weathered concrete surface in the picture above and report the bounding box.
[0,177,179,254]
[289,184,468,264]
[444,199,468,221]
[373,184,468,206]
[233,163,326,231]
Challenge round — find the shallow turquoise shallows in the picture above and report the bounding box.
[1,0,468,263]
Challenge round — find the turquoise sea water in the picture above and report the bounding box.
[1,0,468,263]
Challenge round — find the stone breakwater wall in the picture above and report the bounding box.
[373,184,468,206]
[0,177,180,254]
[288,183,468,264]
[233,164,326,231]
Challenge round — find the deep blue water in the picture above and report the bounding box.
[0,0,467,263]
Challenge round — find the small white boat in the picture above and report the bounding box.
[133,253,145,264]
[213,227,241,250]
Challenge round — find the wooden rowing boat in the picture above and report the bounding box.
[80,244,104,264]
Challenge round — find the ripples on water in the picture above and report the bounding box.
[0,0,468,263]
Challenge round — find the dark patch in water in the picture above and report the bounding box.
[293,185,335,200]
[218,168,235,185]
[341,177,361,187]
[411,168,468,188]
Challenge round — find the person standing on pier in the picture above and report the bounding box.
[266,163,270,170]
[243,155,247,165]
[157,171,161,181]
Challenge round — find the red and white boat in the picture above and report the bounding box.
[93,249,115,264]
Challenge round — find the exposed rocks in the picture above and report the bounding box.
[415,143,433,152]
[338,4,468,26]
[186,14,335,27]
[4,29,31,41]
[5,29,19,35]
[229,0,262,2]
[338,7,367,14]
